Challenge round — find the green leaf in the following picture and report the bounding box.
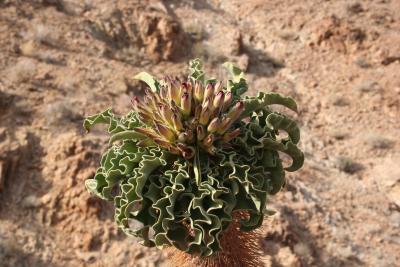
[263,138,304,172]
[223,62,248,96]
[109,130,148,144]
[266,113,300,144]
[83,108,126,134]
[227,79,248,97]
[134,72,160,92]
[242,92,298,118]
[188,58,205,83]
[193,148,201,186]
[222,62,244,83]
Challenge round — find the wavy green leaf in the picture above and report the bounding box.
[109,130,148,144]
[242,92,298,118]
[266,113,300,144]
[222,62,244,83]
[263,138,304,172]
[189,58,205,83]
[223,62,248,96]
[84,109,127,134]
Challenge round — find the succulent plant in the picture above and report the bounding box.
[83,59,304,259]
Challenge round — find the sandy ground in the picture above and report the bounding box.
[0,0,399,266]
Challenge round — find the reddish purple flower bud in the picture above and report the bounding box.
[135,128,159,139]
[207,118,221,133]
[196,125,206,141]
[223,129,241,142]
[165,78,174,100]
[181,82,192,95]
[194,81,204,102]
[177,143,195,159]
[203,134,214,147]
[169,100,180,113]
[213,91,225,109]
[226,101,244,121]
[159,104,173,125]
[214,81,223,92]
[155,123,175,141]
[194,105,202,120]
[168,145,180,155]
[172,113,183,131]
[203,83,215,103]
[178,132,187,142]
[199,107,211,125]
[217,117,232,134]
[138,111,152,123]
[159,85,168,99]
[153,138,171,149]
[202,97,211,110]
[181,92,191,116]
[222,91,233,111]
[178,130,193,143]
[169,80,181,105]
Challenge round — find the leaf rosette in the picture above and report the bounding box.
[83,59,304,256]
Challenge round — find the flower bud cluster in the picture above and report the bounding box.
[132,78,244,159]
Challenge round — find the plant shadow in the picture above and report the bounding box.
[0,244,61,267]
[244,45,285,77]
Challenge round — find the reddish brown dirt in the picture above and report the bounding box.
[1,0,399,266]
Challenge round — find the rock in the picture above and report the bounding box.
[293,242,313,262]
[372,32,400,65]
[44,100,81,126]
[86,8,132,49]
[76,251,97,263]
[87,7,187,61]
[227,29,243,56]
[40,193,52,205]
[19,40,40,57]
[138,11,188,61]
[9,58,37,83]
[60,0,90,15]
[389,212,400,228]
[206,28,243,58]
[22,195,42,209]
[311,15,366,53]
[372,157,400,207]
[276,246,301,267]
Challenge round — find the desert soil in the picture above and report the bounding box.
[0,0,399,266]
